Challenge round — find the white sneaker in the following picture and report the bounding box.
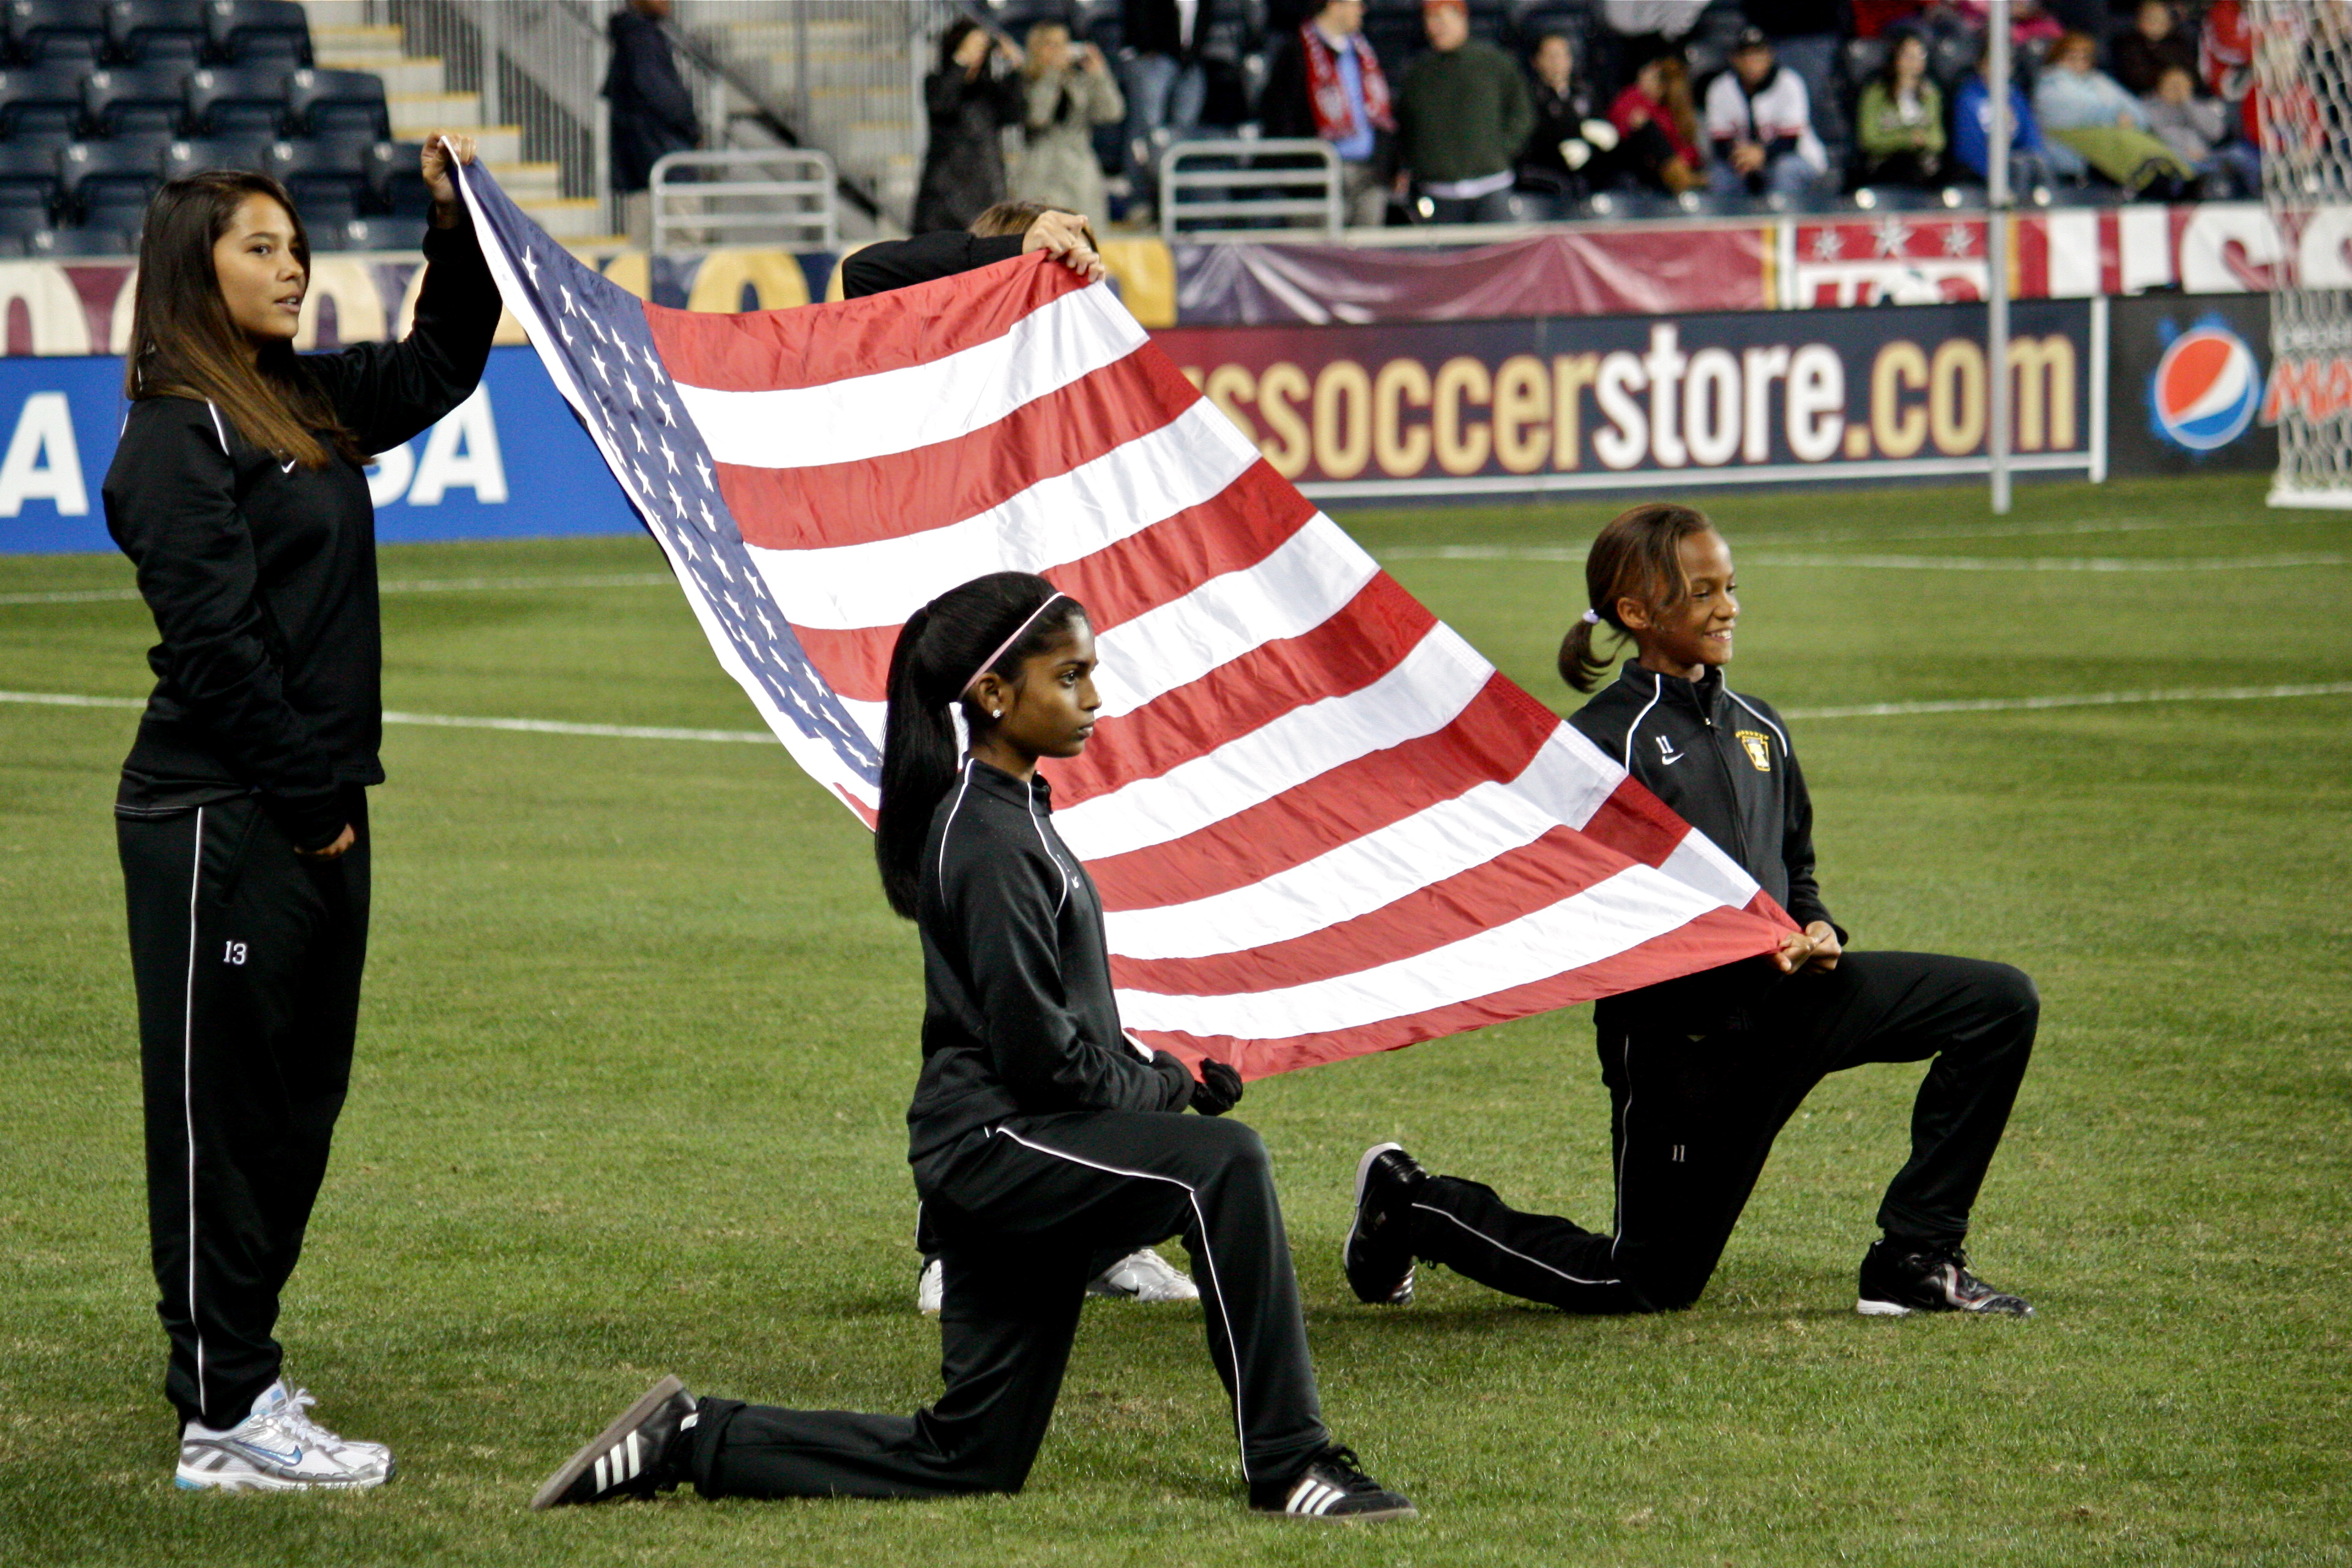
[176,1382,393,1492]
[917,1256,945,1315]
[1087,1246,1200,1302]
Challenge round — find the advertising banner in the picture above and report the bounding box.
[2104,292,2277,477]
[0,345,638,555]
[1155,300,2102,503]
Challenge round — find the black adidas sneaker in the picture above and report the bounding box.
[1343,1142,1427,1306]
[1249,1444,1416,1522]
[1856,1239,2034,1318]
[530,1375,699,1509]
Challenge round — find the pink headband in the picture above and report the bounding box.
[962,592,1067,699]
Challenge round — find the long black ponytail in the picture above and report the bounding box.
[876,572,1089,918]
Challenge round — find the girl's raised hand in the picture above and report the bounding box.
[422,133,479,223]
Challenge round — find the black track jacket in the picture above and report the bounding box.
[105,215,497,852]
[907,759,1195,1186]
[1569,661,1836,933]
[1571,661,1844,1029]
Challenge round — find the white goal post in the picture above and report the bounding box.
[2252,2,2352,508]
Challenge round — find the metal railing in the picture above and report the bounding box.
[1161,138,1344,242]
[650,147,838,252]
[374,0,627,215]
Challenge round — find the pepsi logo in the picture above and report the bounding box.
[2151,322,2262,452]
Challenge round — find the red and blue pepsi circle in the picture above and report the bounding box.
[2149,321,2263,452]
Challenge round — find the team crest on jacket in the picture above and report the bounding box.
[1735,730,1773,771]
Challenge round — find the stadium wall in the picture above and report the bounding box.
[0,205,2300,551]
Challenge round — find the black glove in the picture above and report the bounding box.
[1189,1057,1244,1116]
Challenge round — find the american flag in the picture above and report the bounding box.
[456,162,1793,1079]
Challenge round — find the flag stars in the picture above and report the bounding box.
[559,283,576,316]
[694,453,712,488]
[754,606,775,638]
[677,530,698,561]
[632,462,652,494]
[558,321,574,347]
[667,480,685,516]
[589,348,609,384]
[659,437,679,474]
[622,371,642,409]
[587,314,608,344]
[698,499,715,532]
[632,422,650,455]
[521,248,539,286]
[653,393,673,425]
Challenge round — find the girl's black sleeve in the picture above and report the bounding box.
[303,212,501,457]
[1776,728,1842,939]
[950,847,1194,1115]
[104,400,345,848]
[841,232,1025,297]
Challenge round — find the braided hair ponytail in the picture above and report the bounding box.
[1557,502,1716,691]
[875,573,1089,918]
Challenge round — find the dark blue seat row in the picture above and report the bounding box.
[0,133,428,229]
[4,1,309,67]
[0,206,414,256]
[0,62,383,138]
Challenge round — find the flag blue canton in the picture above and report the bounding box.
[460,167,880,782]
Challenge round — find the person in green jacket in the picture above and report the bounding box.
[1394,0,1533,223]
[1855,30,1946,188]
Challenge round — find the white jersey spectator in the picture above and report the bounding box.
[1704,28,1826,198]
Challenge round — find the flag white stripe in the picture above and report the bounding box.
[675,284,1149,470]
[746,400,1259,631]
[1115,863,1721,1038]
[1103,780,1559,957]
[1092,516,1378,719]
[1053,625,1494,861]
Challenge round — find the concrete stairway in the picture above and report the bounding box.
[701,9,920,234]
[296,0,606,240]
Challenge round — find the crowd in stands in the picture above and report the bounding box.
[919,0,2302,229]
[0,1,429,256]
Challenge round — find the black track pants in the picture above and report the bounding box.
[1406,951,2038,1313]
[689,1110,1329,1498]
[117,792,369,1429]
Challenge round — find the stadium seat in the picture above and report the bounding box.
[0,199,50,249]
[365,136,427,216]
[158,131,267,179]
[106,0,207,62]
[4,0,108,65]
[83,65,191,135]
[1929,31,1981,92]
[0,138,56,216]
[59,135,163,225]
[265,133,370,220]
[1579,189,1669,220]
[204,0,307,65]
[283,66,385,139]
[183,62,285,133]
[307,213,405,251]
[29,221,138,253]
[0,64,86,134]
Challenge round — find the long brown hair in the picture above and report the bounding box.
[124,171,355,469]
[1557,502,1717,692]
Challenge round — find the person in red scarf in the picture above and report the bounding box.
[1262,0,1395,225]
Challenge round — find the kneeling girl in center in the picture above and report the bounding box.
[533,572,1412,1522]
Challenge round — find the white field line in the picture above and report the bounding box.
[1787,682,2352,719]
[5,682,2349,744]
[0,573,675,606]
[0,689,774,744]
[1380,548,2350,572]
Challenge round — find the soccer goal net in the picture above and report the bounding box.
[2252,1,2352,507]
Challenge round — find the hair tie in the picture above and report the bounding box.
[1580,608,1601,625]
[962,591,1066,699]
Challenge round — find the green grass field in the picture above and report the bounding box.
[2,472,2346,1566]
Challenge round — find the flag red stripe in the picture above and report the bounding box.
[780,460,1317,703]
[1132,904,1782,1079]
[1052,575,1436,803]
[715,350,1201,553]
[1082,672,1551,910]
[642,253,1088,393]
[1107,824,1636,997]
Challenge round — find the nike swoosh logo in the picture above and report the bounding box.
[1657,751,1684,765]
[234,1441,303,1465]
